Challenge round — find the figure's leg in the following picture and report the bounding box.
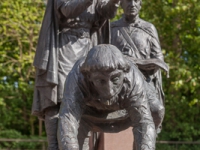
[148,98,165,134]
[146,82,165,134]
[44,105,60,150]
[78,119,92,150]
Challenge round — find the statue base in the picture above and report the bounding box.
[98,127,134,150]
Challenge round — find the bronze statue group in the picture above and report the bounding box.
[32,0,169,149]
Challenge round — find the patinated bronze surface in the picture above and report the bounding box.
[32,0,169,149]
[32,0,120,149]
[58,44,156,150]
[111,0,169,134]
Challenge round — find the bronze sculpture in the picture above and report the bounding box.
[111,0,169,134]
[58,44,156,150]
[32,0,120,149]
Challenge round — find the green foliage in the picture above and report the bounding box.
[141,0,200,141]
[0,0,45,135]
[0,129,46,149]
[156,143,200,150]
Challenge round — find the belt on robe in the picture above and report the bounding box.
[61,28,90,38]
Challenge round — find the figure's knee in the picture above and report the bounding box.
[149,98,165,122]
[151,104,165,134]
[44,106,60,135]
[45,105,60,117]
[152,104,165,121]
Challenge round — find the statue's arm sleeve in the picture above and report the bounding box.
[126,70,156,149]
[57,0,93,18]
[57,70,85,150]
[149,25,164,61]
[96,0,119,19]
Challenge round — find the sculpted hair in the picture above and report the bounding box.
[80,44,130,75]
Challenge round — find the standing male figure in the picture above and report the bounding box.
[111,0,167,134]
[32,0,120,149]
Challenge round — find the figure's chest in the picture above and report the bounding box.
[130,27,150,49]
[115,27,152,58]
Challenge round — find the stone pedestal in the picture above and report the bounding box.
[98,127,134,150]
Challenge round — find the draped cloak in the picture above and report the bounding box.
[32,0,114,119]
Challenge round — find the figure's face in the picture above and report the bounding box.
[89,69,124,99]
[121,0,141,17]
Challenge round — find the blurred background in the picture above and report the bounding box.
[0,0,200,149]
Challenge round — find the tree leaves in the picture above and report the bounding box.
[0,0,45,135]
[139,0,200,141]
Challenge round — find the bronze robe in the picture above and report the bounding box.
[32,0,119,118]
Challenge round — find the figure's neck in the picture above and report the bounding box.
[124,14,139,23]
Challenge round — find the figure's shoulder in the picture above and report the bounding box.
[138,18,158,33]
[123,61,146,96]
[125,59,145,83]
[69,57,85,76]
[111,18,124,28]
